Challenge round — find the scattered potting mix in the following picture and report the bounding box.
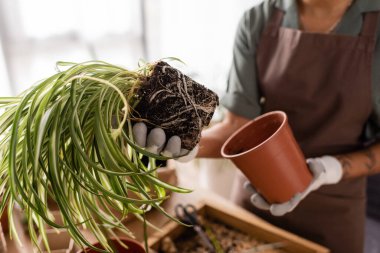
[0,59,218,252]
[159,216,287,253]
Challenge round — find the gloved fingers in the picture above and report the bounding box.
[146,128,166,154]
[307,156,342,187]
[306,158,327,190]
[306,158,325,179]
[270,193,302,216]
[308,177,323,192]
[132,122,148,147]
[244,182,270,210]
[250,193,270,210]
[131,123,199,161]
[161,135,181,158]
[179,148,190,156]
[319,156,343,184]
[176,145,199,163]
[243,181,258,194]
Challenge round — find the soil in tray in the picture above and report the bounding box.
[158,216,287,253]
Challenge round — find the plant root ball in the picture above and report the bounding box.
[133,61,219,150]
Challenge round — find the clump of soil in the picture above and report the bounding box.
[159,216,287,253]
[133,61,219,150]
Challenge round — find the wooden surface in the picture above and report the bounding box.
[145,189,329,253]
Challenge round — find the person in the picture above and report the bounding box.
[133,0,380,252]
[197,0,380,252]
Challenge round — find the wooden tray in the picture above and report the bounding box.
[148,197,329,253]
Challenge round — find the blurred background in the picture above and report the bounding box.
[0,0,255,97]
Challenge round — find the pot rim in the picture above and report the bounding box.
[221,111,287,158]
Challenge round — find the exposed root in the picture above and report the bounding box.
[133,61,219,150]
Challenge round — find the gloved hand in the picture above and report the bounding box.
[245,155,343,216]
[132,122,198,162]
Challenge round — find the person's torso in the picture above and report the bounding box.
[253,0,380,157]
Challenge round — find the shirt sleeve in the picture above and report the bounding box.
[220,4,269,119]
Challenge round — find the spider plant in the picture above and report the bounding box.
[0,60,193,253]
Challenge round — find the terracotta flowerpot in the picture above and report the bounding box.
[0,206,8,234]
[77,238,145,253]
[221,111,312,203]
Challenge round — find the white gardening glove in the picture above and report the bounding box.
[245,155,343,216]
[132,122,198,162]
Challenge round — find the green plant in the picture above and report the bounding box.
[0,59,218,252]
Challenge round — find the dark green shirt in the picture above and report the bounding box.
[221,0,380,139]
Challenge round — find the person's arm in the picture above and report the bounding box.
[197,111,251,158]
[335,143,380,180]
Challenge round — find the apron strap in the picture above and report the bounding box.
[360,11,380,37]
[359,11,380,51]
[264,8,285,37]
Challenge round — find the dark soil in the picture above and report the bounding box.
[133,61,219,150]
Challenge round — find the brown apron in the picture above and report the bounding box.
[232,7,380,253]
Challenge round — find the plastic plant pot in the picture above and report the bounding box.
[0,206,8,234]
[77,238,145,253]
[221,111,313,204]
